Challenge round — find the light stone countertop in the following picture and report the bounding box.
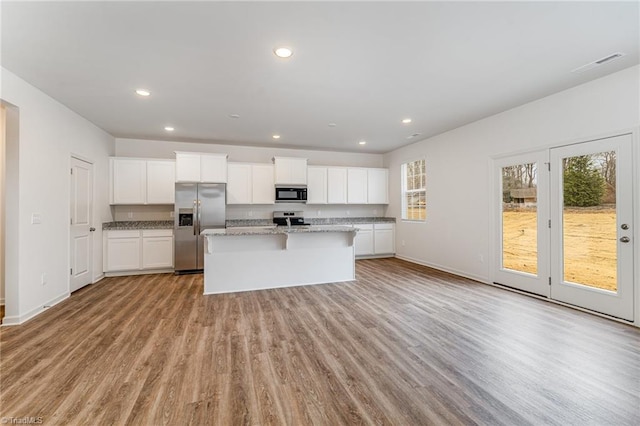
[103,220,174,230]
[202,225,357,237]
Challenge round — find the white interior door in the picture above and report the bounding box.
[492,151,549,297]
[550,134,634,321]
[70,157,93,292]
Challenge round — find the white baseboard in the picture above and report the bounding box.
[105,268,174,277]
[394,255,488,284]
[92,274,105,284]
[1,292,70,326]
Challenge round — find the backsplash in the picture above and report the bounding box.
[113,205,174,221]
[226,204,386,220]
[113,204,386,222]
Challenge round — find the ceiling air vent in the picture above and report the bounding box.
[406,133,422,139]
[571,52,625,73]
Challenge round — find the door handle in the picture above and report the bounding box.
[89,227,96,232]
[620,236,630,243]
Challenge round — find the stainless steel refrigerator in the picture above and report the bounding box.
[174,183,226,273]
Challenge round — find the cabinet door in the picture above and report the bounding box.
[374,224,395,254]
[354,224,374,256]
[307,167,328,204]
[106,235,141,271]
[327,168,347,204]
[146,160,175,204]
[200,154,228,183]
[367,168,389,204]
[274,157,307,185]
[290,159,308,184]
[175,153,201,182]
[112,159,146,204]
[142,236,174,269]
[252,164,275,204]
[227,163,252,204]
[347,168,368,204]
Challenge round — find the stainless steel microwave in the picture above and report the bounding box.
[275,186,307,203]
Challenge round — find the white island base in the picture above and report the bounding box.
[202,227,357,295]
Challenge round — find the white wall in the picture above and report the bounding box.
[384,66,640,300]
[0,68,114,325]
[0,106,5,305]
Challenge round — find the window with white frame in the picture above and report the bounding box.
[402,159,426,221]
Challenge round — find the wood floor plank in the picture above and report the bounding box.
[1,258,639,425]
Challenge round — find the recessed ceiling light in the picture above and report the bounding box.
[402,118,412,124]
[229,114,240,119]
[272,134,281,139]
[328,123,337,127]
[135,89,151,97]
[274,47,293,58]
[359,141,367,145]
[164,126,174,131]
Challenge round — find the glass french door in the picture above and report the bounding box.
[493,151,549,297]
[550,134,634,321]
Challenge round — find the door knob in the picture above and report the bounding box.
[90,227,96,232]
[621,224,629,230]
[620,236,630,243]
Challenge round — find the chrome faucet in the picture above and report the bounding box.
[286,217,291,228]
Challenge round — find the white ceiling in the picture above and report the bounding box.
[1,1,638,153]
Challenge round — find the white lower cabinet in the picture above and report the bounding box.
[353,224,374,256]
[105,231,141,271]
[104,229,174,273]
[353,223,395,257]
[142,230,174,269]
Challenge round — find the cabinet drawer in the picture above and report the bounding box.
[107,230,140,239]
[374,223,394,230]
[142,229,173,237]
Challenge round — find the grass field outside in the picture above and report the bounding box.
[502,207,617,292]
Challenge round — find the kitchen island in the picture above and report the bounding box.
[201,226,357,294]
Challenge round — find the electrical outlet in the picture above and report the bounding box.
[317,210,322,216]
[31,213,42,224]
[479,254,484,263]
[248,210,253,217]
[169,211,174,218]
[346,210,350,216]
[41,273,47,285]
[373,209,378,215]
[127,212,133,219]
[401,240,406,247]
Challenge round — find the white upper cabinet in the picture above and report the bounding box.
[367,168,389,204]
[111,158,175,205]
[273,157,307,185]
[175,152,227,183]
[327,167,348,204]
[111,158,146,204]
[307,166,328,204]
[227,163,252,204]
[227,163,275,205]
[252,164,275,204]
[146,160,175,204]
[347,168,368,204]
[200,154,228,183]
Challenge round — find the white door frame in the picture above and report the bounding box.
[70,155,94,293]
[491,150,550,297]
[490,129,638,324]
[550,133,634,321]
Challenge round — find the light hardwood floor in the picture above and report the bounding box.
[1,258,639,425]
